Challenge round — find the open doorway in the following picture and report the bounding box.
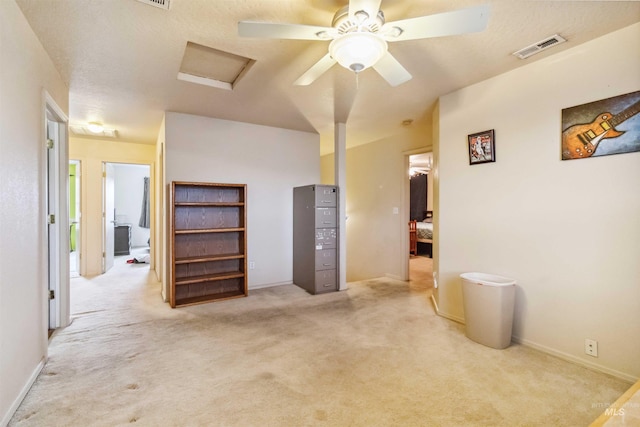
[408,152,433,282]
[69,160,153,322]
[102,162,151,273]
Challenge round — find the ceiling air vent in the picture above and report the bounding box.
[512,34,566,59]
[135,0,170,11]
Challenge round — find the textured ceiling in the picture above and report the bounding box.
[16,0,640,154]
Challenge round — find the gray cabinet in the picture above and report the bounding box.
[293,185,339,294]
[114,224,131,256]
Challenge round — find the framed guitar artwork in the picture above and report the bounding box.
[562,90,640,160]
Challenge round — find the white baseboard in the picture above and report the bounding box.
[249,281,292,290]
[430,294,439,313]
[512,335,638,383]
[385,273,403,281]
[431,295,465,324]
[1,357,45,427]
[249,281,351,292]
[430,297,636,382]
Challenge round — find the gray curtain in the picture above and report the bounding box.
[139,177,150,228]
[409,174,427,221]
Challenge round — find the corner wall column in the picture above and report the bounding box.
[334,122,347,290]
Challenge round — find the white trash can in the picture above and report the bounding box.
[460,272,516,349]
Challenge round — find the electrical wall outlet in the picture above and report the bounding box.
[585,339,598,357]
[249,261,255,270]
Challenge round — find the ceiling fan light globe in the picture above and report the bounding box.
[329,32,387,73]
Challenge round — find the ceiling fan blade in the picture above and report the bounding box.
[348,0,382,22]
[372,52,412,87]
[294,53,337,86]
[238,21,334,40]
[382,4,490,42]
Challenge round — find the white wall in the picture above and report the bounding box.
[321,124,431,282]
[164,112,320,294]
[436,23,640,380]
[0,1,69,424]
[114,164,151,247]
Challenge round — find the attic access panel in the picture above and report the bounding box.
[178,41,255,90]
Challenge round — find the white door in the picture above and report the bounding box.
[103,163,115,272]
[44,93,70,329]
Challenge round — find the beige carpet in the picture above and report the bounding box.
[410,255,432,285]
[9,254,630,426]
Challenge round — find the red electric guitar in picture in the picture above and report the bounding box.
[562,99,640,160]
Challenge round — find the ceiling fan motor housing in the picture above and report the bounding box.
[332,5,385,34]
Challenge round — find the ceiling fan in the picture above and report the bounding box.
[238,0,490,87]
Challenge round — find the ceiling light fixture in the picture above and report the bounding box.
[329,32,387,73]
[326,7,388,75]
[69,123,118,138]
[87,122,104,133]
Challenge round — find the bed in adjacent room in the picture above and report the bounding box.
[409,217,433,257]
[416,221,433,244]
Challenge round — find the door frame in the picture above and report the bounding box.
[69,159,81,277]
[44,91,70,330]
[404,148,433,281]
[102,162,116,273]
[101,161,154,273]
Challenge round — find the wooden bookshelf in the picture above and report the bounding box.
[170,181,247,308]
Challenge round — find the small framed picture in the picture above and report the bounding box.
[468,129,495,165]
